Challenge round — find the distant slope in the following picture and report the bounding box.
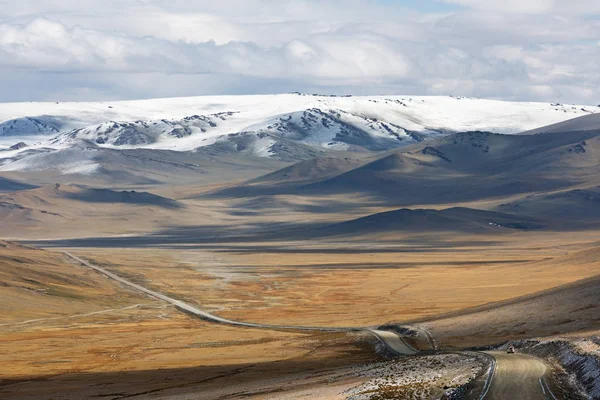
[311,207,542,238]
[0,200,64,225]
[522,113,600,135]
[0,183,181,231]
[64,187,182,209]
[0,183,202,239]
[215,128,600,205]
[0,176,36,192]
[304,129,600,204]
[497,187,600,227]
[0,142,289,186]
[0,116,62,137]
[0,241,144,323]
[421,246,600,348]
[250,155,367,185]
[1,184,181,210]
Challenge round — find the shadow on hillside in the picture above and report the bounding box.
[64,188,182,209]
[0,176,37,192]
[205,174,577,209]
[25,220,503,250]
[0,349,372,399]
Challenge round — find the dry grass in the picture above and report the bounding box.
[0,308,374,399]
[68,230,600,329]
[3,174,600,398]
[0,241,376,399]
[0,241,145,323]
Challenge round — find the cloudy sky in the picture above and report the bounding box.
[0,0,598,103]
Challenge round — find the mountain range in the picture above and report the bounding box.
[1,95,597,178]
[1,95,600,240]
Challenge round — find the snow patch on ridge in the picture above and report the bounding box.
[0,94,597,163]
[0,147,100,175]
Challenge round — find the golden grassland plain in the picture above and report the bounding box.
[0,242,378,399]
[69,230,600,329]
[1,231,600,398]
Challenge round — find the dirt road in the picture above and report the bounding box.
[481,351,556,400]
[369,329,418,355]
[63,252,418,356]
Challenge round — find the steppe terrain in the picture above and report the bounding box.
[1,100,600,399]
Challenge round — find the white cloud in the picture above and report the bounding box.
[0,0,598,103]
[443,0,557,14]
[442,0,600,15]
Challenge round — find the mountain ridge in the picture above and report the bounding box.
[1,94,597,158]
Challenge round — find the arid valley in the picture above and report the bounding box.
[1,95,600,399]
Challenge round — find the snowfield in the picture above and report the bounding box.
[0,93,597,172]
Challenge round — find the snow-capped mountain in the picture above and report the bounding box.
[0,116,62,136]
[44,106,432,157]
[50,112,236,147]
[0,94,598,170]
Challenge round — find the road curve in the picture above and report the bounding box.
[65,252,561,398]
[369,329,418,355]
[481,351,552,400]
[64,252,417,356]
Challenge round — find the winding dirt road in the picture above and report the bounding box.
[65,252,561,398]
[369,329,418,355]
[63,252,417,356]
[480,351,556,400]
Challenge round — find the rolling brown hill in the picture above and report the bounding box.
[1,183,181,208]
[309,129,600,203]
[419,245,600,348]
[496,186,600,228]
[0,184,196,239]
[522,113,600,135]
[250,155,367,185]
[0,241,144,323]
[0,176,35,193]
[212,126,600,210]
[309,207,543,238]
